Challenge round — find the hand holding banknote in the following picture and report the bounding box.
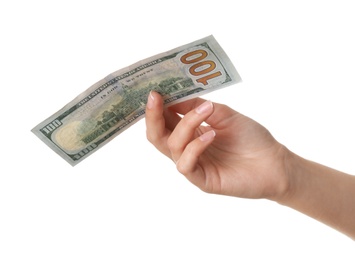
[145,91,355,240]
[145,91,289,199]
[32,36,241,165]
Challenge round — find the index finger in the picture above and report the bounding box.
[167,97,207,115]
[168,97,237,129]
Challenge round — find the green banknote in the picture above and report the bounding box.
[32,35,242,166]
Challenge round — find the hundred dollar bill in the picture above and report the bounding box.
[32,35,242,166]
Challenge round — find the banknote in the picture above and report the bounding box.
[32,35,242,166]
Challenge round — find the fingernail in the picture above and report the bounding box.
[199,130,216,142]
[195,100,213,114]
[147,91,155,109]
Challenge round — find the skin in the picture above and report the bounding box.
[145,91,355,240]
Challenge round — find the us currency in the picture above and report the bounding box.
[32,35,242,166]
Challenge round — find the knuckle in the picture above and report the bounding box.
[146,130,158,144]
[200,186,213,194]
[175,145,195,174]
[176,160,188,175]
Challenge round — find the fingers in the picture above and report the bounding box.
[168,100,214,163]
[168,98,237,129]
[145,92,217,176]
[167,98,207,115]
[176,129,215,181]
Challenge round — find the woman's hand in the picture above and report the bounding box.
[145,91,290,200]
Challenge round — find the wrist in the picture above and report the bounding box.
[271,148,355,239]
[271,147,303,205]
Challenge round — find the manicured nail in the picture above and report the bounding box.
[195,100,213,114]
[199,130,216,142]
[147,91,155,109]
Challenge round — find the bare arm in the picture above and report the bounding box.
[145,91,355,239]
[279,152,355,239]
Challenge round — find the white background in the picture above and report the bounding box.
[1,0,354,259]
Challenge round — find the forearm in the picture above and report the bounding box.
[278,151,355,239]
